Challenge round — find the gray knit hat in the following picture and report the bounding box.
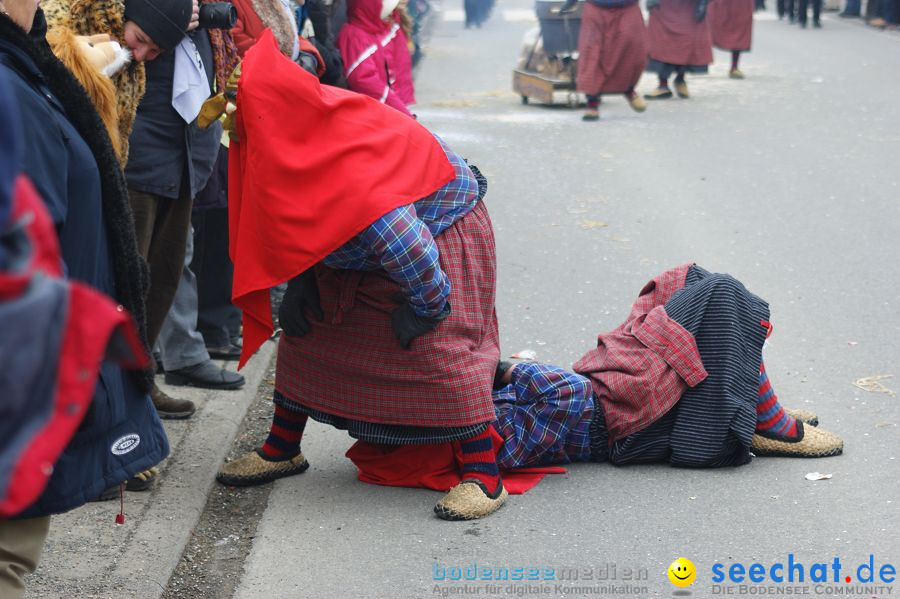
[124,0,192,52]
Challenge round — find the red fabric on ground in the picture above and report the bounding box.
[275,201,500,426]
[647,0,713,66]
[229,30,454,367]
[346,428,566,495]
[576,2,648,95]
[707,0,753,52]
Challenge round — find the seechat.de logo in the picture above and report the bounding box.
[669,557,697,587]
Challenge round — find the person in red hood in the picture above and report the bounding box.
[215,32,507,521]
[338,0,415,116]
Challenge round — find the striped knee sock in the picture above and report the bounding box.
[458,427,502,495]
[260,404,308,460]
[756,363,800,440]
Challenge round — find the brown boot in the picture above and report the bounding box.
[151,384,195,419]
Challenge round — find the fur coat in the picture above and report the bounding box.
[42,0,144,165]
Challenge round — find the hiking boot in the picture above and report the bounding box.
[216,450,309,486]
[126,467,159,491]
[434,480,508,521]
[151,384,195,419]
[165,360,245,390]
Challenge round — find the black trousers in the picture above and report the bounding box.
[190,148,240,348]
[192,206,241,348]
[797,0,821,22]
[777,0,796,18]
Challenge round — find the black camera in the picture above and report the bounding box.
[198,2,237,29]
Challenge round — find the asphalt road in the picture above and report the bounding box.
[234,5,900,599]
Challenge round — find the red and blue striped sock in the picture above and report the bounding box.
[458,427,502,495]
[755,362,800,440]
[259,405,308,460]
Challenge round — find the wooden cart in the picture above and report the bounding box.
[512,0,583,106]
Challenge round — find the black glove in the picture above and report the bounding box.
[311,37,346,87]
[278,270,324,337]
[695,0,707,21]
[391,302,450,349]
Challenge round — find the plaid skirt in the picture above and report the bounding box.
[275,200,500,434]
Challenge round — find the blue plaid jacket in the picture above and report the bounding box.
[323,136,480,317]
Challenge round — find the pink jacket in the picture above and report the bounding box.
[337,0,414,116]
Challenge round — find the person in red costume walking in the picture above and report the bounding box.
[644,0,713,100]
[707,0,754,79]
[564,0,649,121]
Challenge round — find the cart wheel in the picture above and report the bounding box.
[521,95,529,105]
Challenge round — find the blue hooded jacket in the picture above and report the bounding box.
[0,13,169,517]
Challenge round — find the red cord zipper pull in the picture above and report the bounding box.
[115,482,125,525]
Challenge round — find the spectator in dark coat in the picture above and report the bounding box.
[124,0,245,410]
[0,7,169,597]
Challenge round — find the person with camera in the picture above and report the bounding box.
[124,0,248,411]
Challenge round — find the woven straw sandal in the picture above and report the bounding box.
[784,408,819,427]
[752,423,843,458]
[216,450,309,487]
[434,480,508,521]
[627,95,647,113]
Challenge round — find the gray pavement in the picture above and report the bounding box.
[24,4,900,599]
[236,4,900,599]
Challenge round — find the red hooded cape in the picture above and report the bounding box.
[229,30,455,367]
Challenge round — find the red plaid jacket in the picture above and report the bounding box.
[573,264,708,443]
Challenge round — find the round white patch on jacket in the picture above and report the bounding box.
[111,434,141,455]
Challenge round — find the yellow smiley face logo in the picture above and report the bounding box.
[668,557,697,587]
